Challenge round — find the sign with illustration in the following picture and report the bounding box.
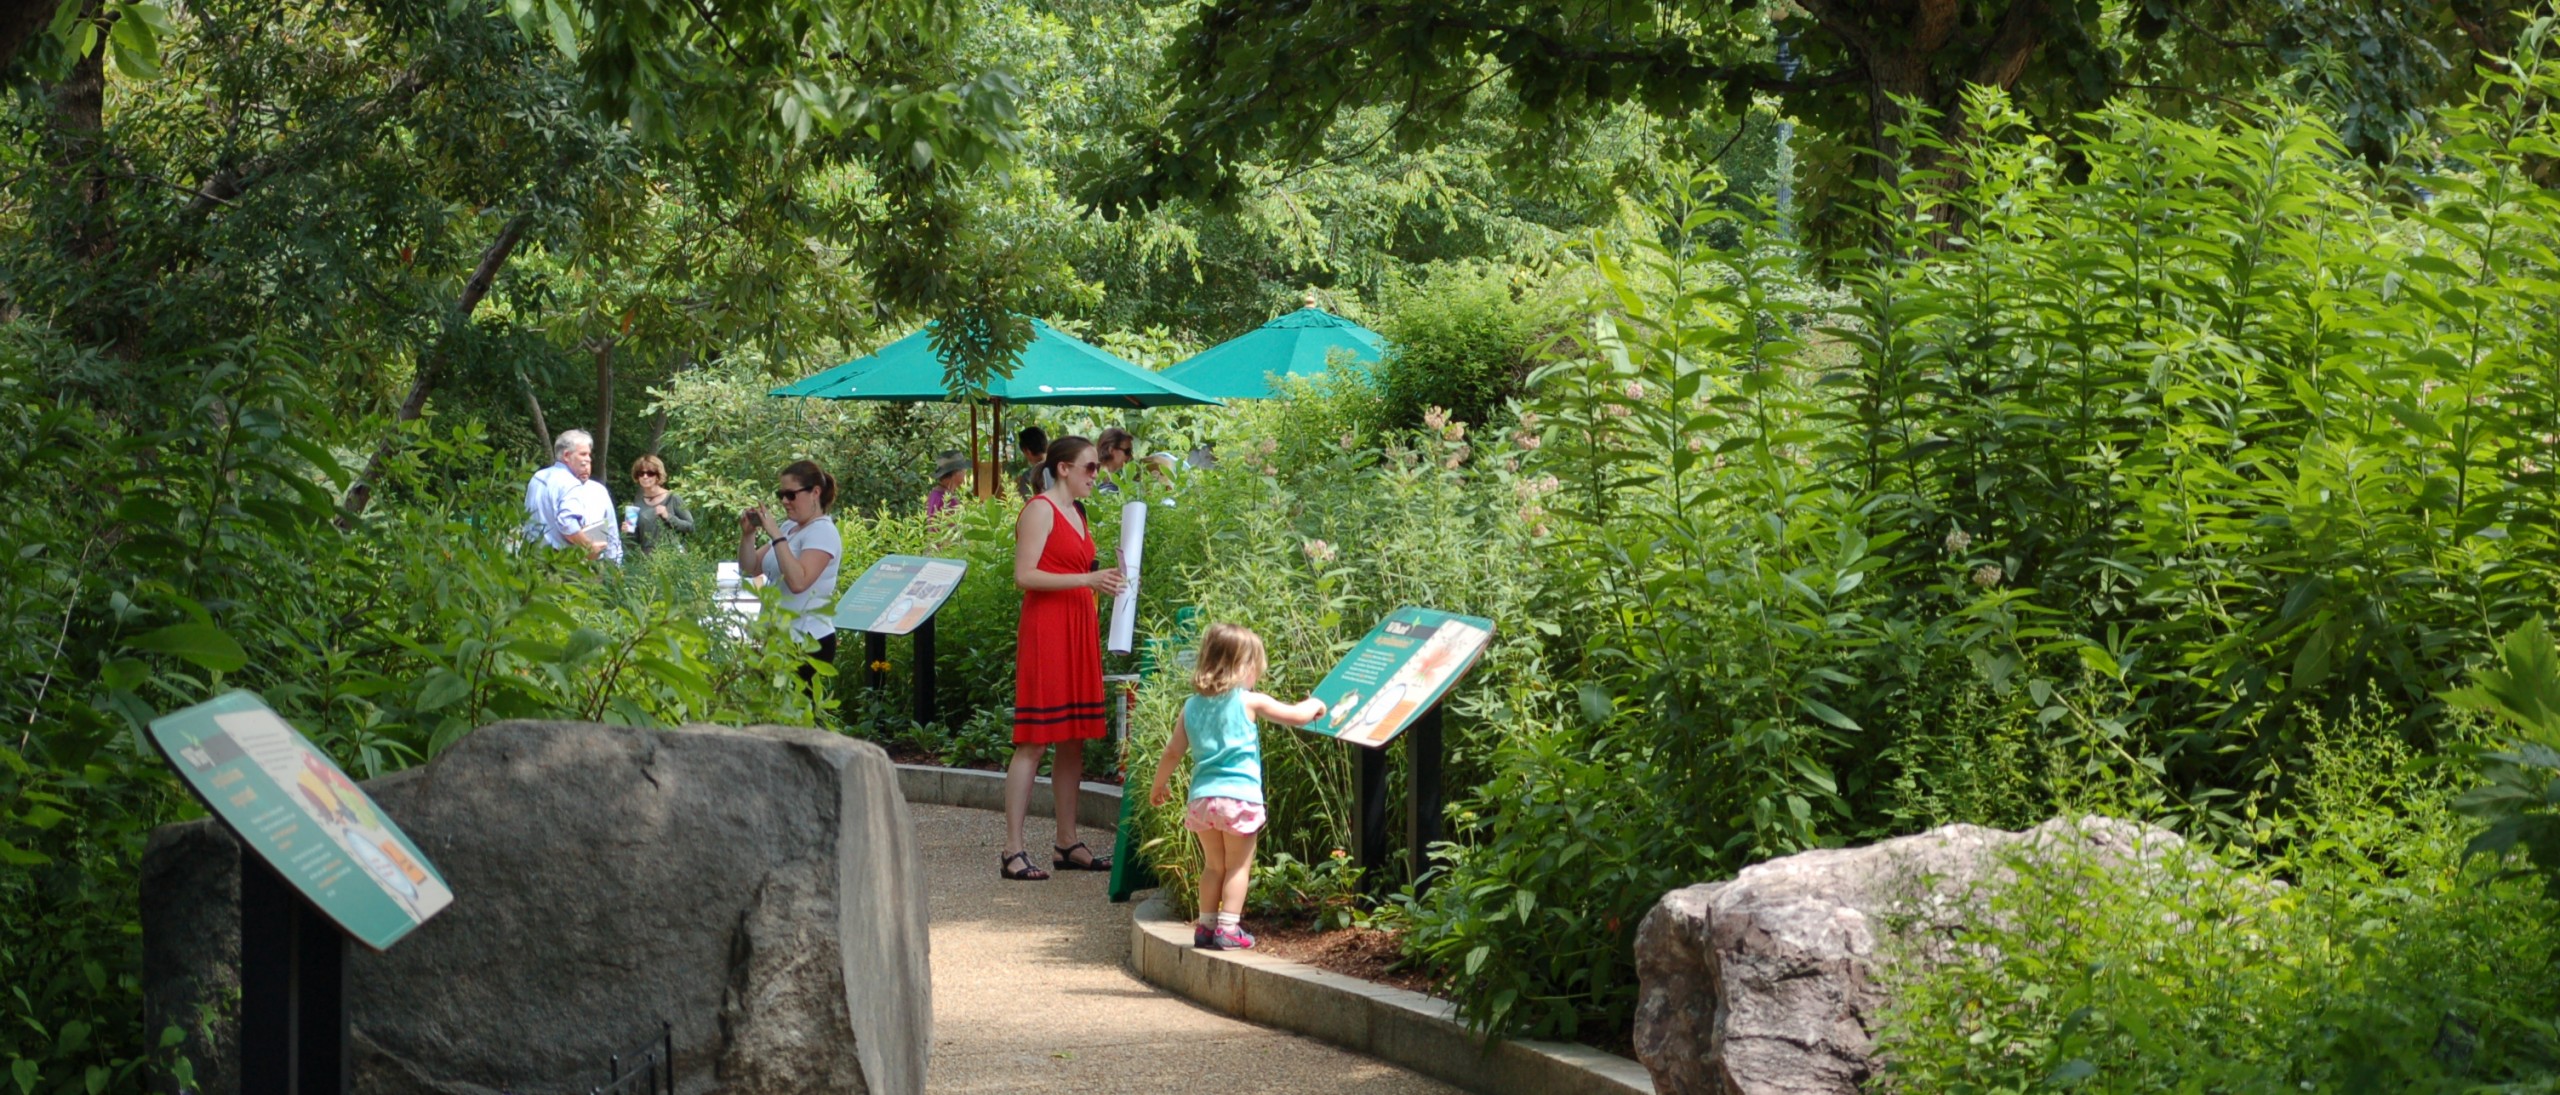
[833,555,968,636]
[148,691,453,951]
[1306,607,1495,748]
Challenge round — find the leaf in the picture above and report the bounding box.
[1787,754,1837,795]
[10,1059,32,1095]
[542,0,580,60]
[2045,1059,2097,1084]
[1577,683,1614,728]
[1796,696,1861,732]
[129,622,247,673]
[107,4,162,79]
[413,670,471,712]
[0,838,49,867]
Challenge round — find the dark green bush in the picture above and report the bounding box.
[1372,264,1570,431]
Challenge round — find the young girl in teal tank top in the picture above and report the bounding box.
[1147,622,1327,951]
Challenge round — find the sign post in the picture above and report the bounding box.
[831,555,968,728]
[149,691,453,1095]
[1298,607,1493,902]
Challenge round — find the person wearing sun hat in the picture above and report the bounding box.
[927,452,971,520]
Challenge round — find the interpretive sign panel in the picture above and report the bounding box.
[833,555,967,636]
[1306,607,1495,748]
[148,691,453,951]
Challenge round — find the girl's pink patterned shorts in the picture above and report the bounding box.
[1182,796,1267,835]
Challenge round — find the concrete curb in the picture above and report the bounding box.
[893,763,1121,831]
[1129,897,1655,1095]
[895,762,1655,1094]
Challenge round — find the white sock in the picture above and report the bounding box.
[1216,911,1240,929]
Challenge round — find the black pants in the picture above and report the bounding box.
[799,632,839,691]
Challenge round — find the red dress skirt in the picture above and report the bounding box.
[1015,496,1108,744]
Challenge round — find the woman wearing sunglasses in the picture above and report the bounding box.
[738,459,843,692]
[1001,435,1127,880]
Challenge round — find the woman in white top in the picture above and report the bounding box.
[738,459,843,695]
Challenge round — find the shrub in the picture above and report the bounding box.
[1372,263,1571,431]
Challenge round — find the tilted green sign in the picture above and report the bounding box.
[1304,607,1495,749]
[832,554,968,636]
[149,691,453,951]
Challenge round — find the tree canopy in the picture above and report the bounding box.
[1092,0,2526,247]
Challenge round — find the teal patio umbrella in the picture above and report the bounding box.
[774,316,1220,493]
[1162,306,1385,400]
[776,317,1221,407]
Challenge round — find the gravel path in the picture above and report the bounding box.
[915,802,1459,1094]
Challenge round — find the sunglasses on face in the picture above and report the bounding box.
[1075,461,1100,474]
[775,485,811,501]
[635,470,661,478]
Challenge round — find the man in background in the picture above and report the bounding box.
[1015,426,1050,499]
[524,430,585,544]
[530,429,621,564]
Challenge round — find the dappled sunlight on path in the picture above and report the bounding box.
[916,803,1459,1094]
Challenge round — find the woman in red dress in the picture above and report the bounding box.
[1002,435,1128,881]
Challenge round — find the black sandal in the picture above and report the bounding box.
[1000,851,1050,881]
[1052,842,1112,872]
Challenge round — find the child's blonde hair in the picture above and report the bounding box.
[1191,622,1267,696]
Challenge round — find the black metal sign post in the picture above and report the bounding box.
[1404,704,1445,900]
[239,860,349,1095]
[912,615,938,728]
[860,616,941,729]
[1353,702,1447,904]
[1355,740,1389,900]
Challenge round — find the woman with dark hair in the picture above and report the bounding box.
[738,459,843,692]
[1001,435,1126,880]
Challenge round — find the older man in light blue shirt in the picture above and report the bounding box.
[524,430,619,563]
[525,431,584,544]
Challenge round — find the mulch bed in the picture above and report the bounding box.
[1237,920,1438,996]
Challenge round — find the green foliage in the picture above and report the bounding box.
[0,334,825,1082]
[1401,27,2560,1042]
[646,359,954,520]
[1878,722,2560,1091]
[1102,0,2488,253]
[1244,850,1368,932]
[1372,265,1572,431]
[2445,619,2560,894]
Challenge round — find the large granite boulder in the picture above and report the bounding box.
[143,721,930,1095]
[1632,816,2183,1095]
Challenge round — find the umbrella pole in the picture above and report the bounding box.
[968,402,984,499]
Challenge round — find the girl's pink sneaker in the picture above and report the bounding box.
[1198,924,1256,951]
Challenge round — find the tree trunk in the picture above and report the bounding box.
[47,0,109,263]
[591,339,615,485]
[340,213,530,516]
[520,369,551,455]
